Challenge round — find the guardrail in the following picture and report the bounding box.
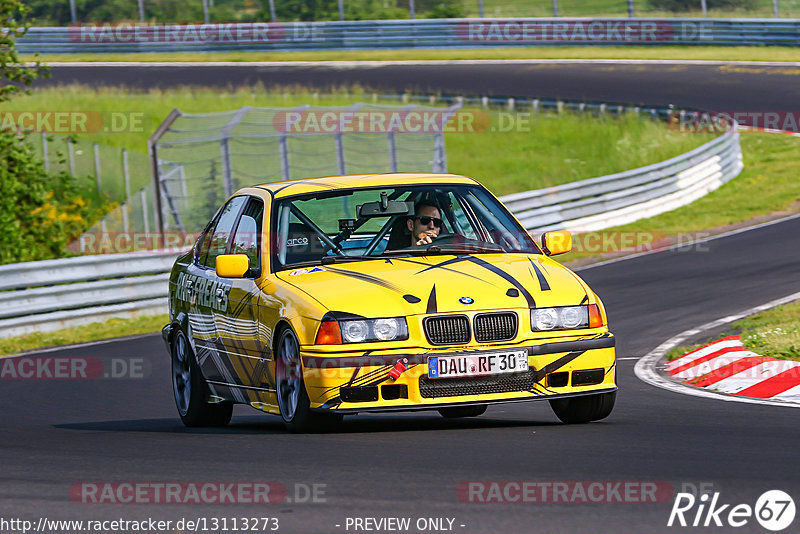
[16,18,800,54]
[0,252,177,338]
[500,126,743,233]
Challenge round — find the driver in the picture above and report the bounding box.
[408,204,443,246]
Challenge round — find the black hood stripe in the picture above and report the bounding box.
[426,285,438,314]
[324,266,405,294]
[465,256,537,308]
[528,258,551,291]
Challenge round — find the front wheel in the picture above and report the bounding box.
[171,329,233,427]
[549,391,616,424]
[275,327,341,433]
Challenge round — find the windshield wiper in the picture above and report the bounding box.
[321,251,413,264]
[416,244,504,256]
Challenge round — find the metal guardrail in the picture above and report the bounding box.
[16,18,800,53]
[500,126,743,233]
[0,252,177,338]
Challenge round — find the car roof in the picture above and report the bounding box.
[254,173,478,198]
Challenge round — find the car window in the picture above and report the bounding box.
[230,197,264,272]
[272,185,540,271]
[201,196,248,269]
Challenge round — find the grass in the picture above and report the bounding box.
[557,131,800,262]
[665,299,800,362]
[736,300,800,360]
[1,85,713,197]
[22,46,800,64]
[0,314,168,357]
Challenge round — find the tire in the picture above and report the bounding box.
[275,327,342,433]
[549,391,616,424]
[171,329,233,427]
[438,405,488,418]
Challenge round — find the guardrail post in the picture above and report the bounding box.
[122,150,131,233]
[409,0,415,19]
[93,143,102,194]
[532,99,540,113]
[701,0,707,16]
[338,0,344,21]
[478,0,484,17]
[628,0,634,17]
[508,98,515,112]
[774,0,779,16]
[552,0,558,17]
[335,133,347,175]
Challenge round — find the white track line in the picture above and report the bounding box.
[35,59,800,68]
[634,291,800,409]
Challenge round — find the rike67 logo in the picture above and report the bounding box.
[668,490,795,531]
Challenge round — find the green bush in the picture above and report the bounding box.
[647,0,757,11]
[0,134,108,264]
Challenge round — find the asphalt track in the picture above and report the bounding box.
[2,61,800,533]
[38,61,800,118]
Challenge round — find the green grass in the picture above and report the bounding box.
[665,299,800,362]
[1,85,712,196]
[23,46,800,64]
[0,314,168,357]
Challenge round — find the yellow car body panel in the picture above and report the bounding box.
[164,174,616,422]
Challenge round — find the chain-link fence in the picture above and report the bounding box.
[25,132,150,203]
[37,0,798,25]
[84,102,460,239]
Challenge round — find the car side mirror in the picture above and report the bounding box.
[216,254,250,278]
[541,230,572,256]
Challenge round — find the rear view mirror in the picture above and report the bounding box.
[216,254,250,278]
[541,231,572,256]
[358,193,414,218]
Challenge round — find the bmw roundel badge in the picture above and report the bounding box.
[459,296,474,305]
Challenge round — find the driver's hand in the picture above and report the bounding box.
[416,231,436,246]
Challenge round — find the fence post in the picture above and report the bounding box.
[338,0,344,20]
[628,0,634,17]
[774,0,779,17]
[701,0,707,16]
[41,132,49,172]
[122,149,130,233]
[387,132,398,172]
[279,134,291,180]
[93,143,102,194]
[219,138,234,197]
[67,137,75,176]
[141,189,150,235]
[478,0,484,17]
[202,0,210,23]
[409,0,415,19]
[269,0,276,21]
[552,0,558,17]
[138,0,145,21]
[69,0,77,23]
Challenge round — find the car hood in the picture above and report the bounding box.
[275,254,590,316]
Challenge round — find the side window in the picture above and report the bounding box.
[230,197,264,272]
[447,193,479,241]
[201,196,247,269]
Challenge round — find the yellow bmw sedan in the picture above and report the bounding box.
[162,173,616,432]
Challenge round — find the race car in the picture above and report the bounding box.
[162,173,616,432]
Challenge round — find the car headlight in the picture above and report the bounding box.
[531,305,603,331]
[315,317,409,344]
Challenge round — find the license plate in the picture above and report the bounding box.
[427,350,528,379]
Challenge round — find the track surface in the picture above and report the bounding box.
[3,61,800,533]
[39,61,800,115]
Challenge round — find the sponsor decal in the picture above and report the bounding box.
[288,267,325,276]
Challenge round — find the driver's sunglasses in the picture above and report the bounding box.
[416,216,443,228]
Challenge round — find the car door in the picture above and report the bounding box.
[187,195,248,400]
[218,194,274,397]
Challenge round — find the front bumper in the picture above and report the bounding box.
[301,334,616,413]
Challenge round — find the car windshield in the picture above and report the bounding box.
[272,184,541,270]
